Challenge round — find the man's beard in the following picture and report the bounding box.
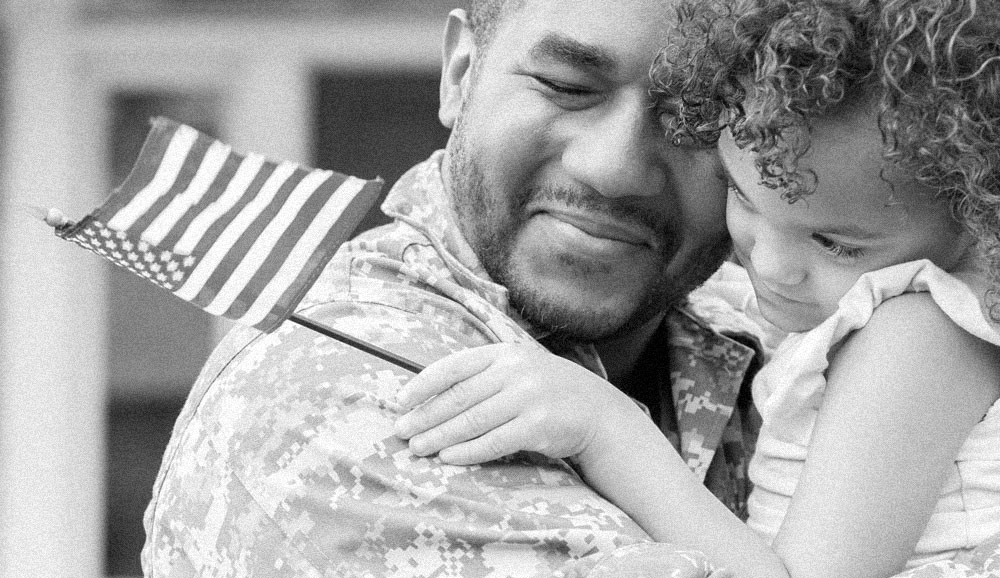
[447,118,731,342]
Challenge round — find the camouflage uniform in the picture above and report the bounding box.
[141,151,769,577]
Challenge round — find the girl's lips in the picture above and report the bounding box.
[755,286,808,307]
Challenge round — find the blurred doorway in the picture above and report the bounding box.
[312,69,450,233]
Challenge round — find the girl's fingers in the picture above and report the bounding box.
[405,392,517,456]
[437,420,530,465]
[395,369,504,439]
[396,345,502,408]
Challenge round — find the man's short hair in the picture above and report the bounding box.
[465,0,528,49]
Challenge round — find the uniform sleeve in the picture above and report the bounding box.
[142,299,651,578]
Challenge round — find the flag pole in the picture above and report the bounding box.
[288,314,424,374]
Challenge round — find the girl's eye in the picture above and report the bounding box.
[812,233,865,260]
[727,181,750,204]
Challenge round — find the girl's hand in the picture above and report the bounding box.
[392,343,645,465]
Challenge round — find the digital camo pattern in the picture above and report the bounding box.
[679,262,786,521]
[141,152,758,577]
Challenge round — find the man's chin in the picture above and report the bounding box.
[519,308,638,343]
[478,236,716,342]
[506,283,658,342]
[510,258,730,343]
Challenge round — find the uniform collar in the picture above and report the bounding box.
[664,304,757,479]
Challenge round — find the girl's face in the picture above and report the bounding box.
[719,107,974,333]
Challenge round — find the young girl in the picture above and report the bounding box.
[394,1,1000,576]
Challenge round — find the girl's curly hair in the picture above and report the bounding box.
[653,0,1000,317]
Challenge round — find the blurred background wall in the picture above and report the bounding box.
[0,1,452,575]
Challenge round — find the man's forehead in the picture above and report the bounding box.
[503,0,677,68]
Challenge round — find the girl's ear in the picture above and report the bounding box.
[439,9,477,129]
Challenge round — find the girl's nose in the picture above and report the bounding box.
[750,234,807,287]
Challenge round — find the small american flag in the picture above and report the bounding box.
[53,117,383,333]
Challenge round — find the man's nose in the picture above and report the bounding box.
[561,95,665,199]
[750,230,807,287]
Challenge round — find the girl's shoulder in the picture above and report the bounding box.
[831,260,1000,351]
[834,289,1000,402]
[866,289,993,345]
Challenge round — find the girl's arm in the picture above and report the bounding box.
[767,292,1000,578]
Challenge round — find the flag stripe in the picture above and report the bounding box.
[141,140,232,246]
[125,132,218,237]
[95,118,180,220]
[231,174,360,326]
[156,150,243,250]
[194,161,287,266]
[107,124,200,231]
[173,161,299,302]
[264,178,382,326]
[241,177,376,330]
[202,168,334,316]
[218,170,342,320]
[173,153,269,255]
[186,165,306,308]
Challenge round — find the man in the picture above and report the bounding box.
[141,1,769,576]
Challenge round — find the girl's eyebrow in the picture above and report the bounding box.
[726,166,885,241]
[817,223,885,241]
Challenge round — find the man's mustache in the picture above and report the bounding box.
[521,185,677,251]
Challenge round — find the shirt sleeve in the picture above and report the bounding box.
[142,299,652,578]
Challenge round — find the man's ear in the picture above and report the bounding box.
[439,9,476,129]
